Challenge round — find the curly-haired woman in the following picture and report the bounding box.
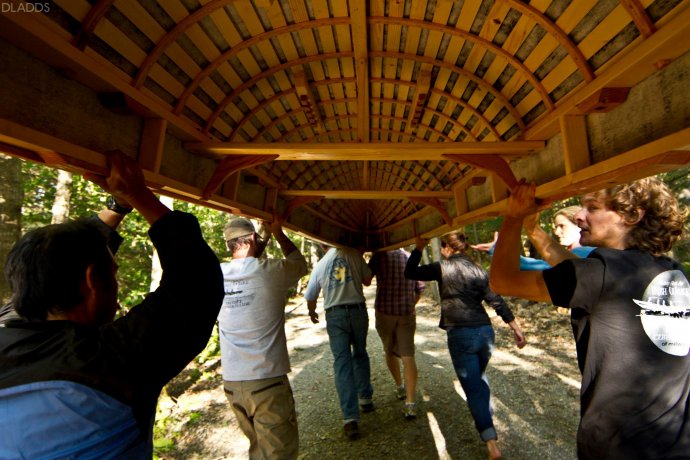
[491,177,689,459]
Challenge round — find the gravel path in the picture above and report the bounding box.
[158,283,580,460]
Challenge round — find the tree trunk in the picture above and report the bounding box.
[422,239,441,305]
[0,154,23,303]
[51,170,73,224]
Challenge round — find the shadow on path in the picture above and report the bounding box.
[288,284,579,460]
[160,283,580,459]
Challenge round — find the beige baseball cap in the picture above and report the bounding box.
[224,218,255,240]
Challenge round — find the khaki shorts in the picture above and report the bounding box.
[375,312,416,358]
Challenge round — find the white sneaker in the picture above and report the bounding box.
[403,402,417,420]
[395,385,406,400]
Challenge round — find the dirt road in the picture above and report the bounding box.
[158,283,580,459]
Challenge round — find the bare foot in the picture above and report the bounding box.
[487,439,502,459]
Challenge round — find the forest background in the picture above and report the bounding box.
[0,153,688,456]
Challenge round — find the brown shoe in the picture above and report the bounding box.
[343,421,360,440]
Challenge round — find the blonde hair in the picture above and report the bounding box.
[553,205,581,224]
[596,177,688,256]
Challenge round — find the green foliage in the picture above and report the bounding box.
[196,324,221,364]
[20,162,58,231]
[187,411,202,425]
[152,437,175,453]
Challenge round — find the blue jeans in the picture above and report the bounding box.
[447,325,497,441]
[325,304,373,422]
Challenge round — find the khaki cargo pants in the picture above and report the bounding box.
[223,375,298,459]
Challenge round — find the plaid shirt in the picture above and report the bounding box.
[369,249,425,316]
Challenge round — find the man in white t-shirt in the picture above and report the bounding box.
[304,244,373,440]
[218,217,307,459]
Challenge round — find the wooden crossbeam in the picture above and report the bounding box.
[280,190,454,199]
[186,141,544,160]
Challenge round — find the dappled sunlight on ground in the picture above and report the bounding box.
[158,284,580,459]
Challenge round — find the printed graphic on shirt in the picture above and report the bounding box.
[634,270,690,356]
[327,257,351,290]
[223,279,255,309]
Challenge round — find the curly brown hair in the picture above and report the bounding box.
[596,177,688,256]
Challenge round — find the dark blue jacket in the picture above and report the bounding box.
[0,211,224,458]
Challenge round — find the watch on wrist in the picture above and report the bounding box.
[106,195,134,215]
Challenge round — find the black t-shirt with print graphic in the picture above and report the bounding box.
[544,248,690,460]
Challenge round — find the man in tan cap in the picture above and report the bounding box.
[218,216,307,459]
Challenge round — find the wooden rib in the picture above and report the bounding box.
[134,0,237,88]
[282,196,322,219]
[288,121,463,144]
[229,89,296,141]
[409,124,455,143]
[443,154,518,190]
[619,0,656,38]
[72,0,116,50]
[371,16,554,110]
[203,52,353,135]
[296,204,362,233]
[313,77,357,87]
[419,108,479,142]
[253,108,311,141]
[229,78,356,142]
[351,0,370,142]
[525,4,690,140]
[408,197,453,227]
[503,0,595,82]
[276,125,350,143]
[174,17,350,114]
[295,159,444,193]
[202,154,278,200]
[430,89,501,139]
[370,51,527,133]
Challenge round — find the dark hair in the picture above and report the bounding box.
[227,234,254,253]
[440,232,468,253]
[4,219,113,321]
